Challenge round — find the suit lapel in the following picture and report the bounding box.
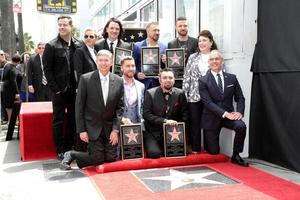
[223,73,229,96]
[92,71,105,107]
[83,44,97,66]
[208,71,223,98]
[134,80,141,108]
[106,73,115,106]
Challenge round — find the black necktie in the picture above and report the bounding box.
[217,74,223,93]
[109,42,114,54]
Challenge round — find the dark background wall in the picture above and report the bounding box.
[250,0,300,172]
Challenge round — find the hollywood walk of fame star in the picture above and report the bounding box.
[145,50,157,64]
[168,52,181,65]
[144,169,224,191]
[125,129,139,144]
[117,51,127,63]
[138,31,144,37]
[168,127,181,142]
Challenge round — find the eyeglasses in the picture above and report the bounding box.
[84,35,95,39]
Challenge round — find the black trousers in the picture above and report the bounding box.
[72,131,118,168]
[52,88,76,153]
[203,119,246,155]
[35,84,52,102]
[144,131,164,158]
[188,101,203,152]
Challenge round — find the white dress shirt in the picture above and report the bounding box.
[87,45,96,63]
[99,71,110,105]
[211,70,224,92]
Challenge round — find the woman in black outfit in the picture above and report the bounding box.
[2,54,21,123]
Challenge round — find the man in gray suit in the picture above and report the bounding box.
[120,56,145,125]
[60,50,124,170]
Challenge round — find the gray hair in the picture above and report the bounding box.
[209,50,223,59]
[96,49,113,59]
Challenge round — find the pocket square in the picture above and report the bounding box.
[227,84,234,88]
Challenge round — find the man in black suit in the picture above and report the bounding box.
[143,68,188,158]
[74,28,97,84]
[198,50,249,167]
[94,18,131,53]
[43,15,82,160]
[60,50,124,170]
[28,42,52,101]
[73,28,98,151]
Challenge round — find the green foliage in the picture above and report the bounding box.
[23,32,35,53]
[72,26,80,39]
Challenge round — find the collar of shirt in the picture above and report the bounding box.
[123,77,135,87]
[106,39,117,49]
[146,39,159,47]
[99,71,110,81]
[211,70,223,78]
[211,70,224,88]
[87,45,96,61]
[161,87,173,95]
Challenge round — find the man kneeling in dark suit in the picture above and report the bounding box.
[60,50,124,170]
[143,68,188,158]
[198,50,249,167]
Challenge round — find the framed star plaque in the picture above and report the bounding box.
[163,122,186,158]
[141,47,160,77]
[120,123,144,160]
[165,48,185,80]
[113,47,133,76]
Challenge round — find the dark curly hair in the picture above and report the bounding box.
[102,18,123,40]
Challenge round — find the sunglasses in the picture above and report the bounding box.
[38,47,45,49]
[84,35,95,39]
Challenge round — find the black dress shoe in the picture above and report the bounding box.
[59,151,74,170]
[57,153,64,161]
[231,154,249,167]
[59,162,71,170]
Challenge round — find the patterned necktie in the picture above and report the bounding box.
[102,77,108,105]
[109,42,114,54]
[40,56,47,85]
[217,73,223,93]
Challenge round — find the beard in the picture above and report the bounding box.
[178,30,187,37]
[162,84,173,91]
[124,71,134,78]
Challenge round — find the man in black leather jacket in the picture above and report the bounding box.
[43,15,81,159]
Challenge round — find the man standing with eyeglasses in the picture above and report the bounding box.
[43,15,82,160]
[27,42,52,101]
[74,28,98,87]
[73,28,98,151]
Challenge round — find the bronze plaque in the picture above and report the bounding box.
[113,47,132,76]
[166,48,185,80]
[120,124,144,160]
[163,122,186,158]
[141,47,160,77]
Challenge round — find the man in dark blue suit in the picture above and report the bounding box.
[199,50,249,167]
[133,22,167,89]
